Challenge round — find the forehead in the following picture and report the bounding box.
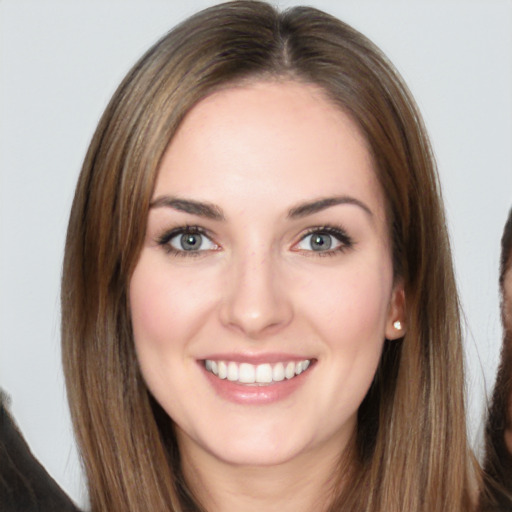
[155,80,386,222]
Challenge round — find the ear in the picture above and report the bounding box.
[385,280,406,340]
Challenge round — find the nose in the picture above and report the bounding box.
[219,250,293,338]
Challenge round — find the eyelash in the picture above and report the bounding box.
[156,225,217,257]
[294,225,354,257]
[156,224,354,257]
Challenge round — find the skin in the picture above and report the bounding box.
[130,80,405,512]
[503,266,512,453]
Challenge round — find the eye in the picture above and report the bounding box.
[294,226,353,254]
[297,232,342,252]
[170,232,215,252]
[158,226,218,255]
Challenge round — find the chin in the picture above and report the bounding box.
[178,418,317,468]
[207,439,307,467]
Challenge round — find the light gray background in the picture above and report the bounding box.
[1,1,511,507]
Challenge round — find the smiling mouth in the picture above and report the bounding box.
[204,359,312,385]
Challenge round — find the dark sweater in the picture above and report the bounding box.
[0,392,81,512]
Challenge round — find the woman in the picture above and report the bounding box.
[61,1,477,510]
[480,208,512,510]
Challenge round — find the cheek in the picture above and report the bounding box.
[300,258,393,341]
[301,258,392,388]
[129,260,181,398]
[129,256,214,351]
[293,261,392,440]
[504,269,512,330]
[129,254,219,414]
[323,275,389,381]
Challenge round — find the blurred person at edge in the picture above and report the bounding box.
[0,391,80,512]
[480,208,512,511]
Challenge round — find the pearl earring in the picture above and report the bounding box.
[393,320,402,330]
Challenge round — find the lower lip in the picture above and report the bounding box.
[200,362,314,405]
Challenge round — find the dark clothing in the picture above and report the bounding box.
[0,392,81,512]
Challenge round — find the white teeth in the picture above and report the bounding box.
[217,361,227,379]
[272,362,285,382]
[285,362,295,379]
[227,361,238,381]
[205,359,311,385]
[256,363,273,383]
[239,363,256,383]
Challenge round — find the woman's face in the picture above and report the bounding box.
[130,80,404,468]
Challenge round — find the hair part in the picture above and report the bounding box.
[62,2,476,510]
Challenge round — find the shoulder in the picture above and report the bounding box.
[0,390,81,512]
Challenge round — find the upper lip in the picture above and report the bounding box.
[199,353,315,365]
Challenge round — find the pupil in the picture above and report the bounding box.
[311,234,331,251]
[181,233,201,250]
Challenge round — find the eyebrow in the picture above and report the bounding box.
[149,196,225,221]
[287,196,373,219]
[149,194,372,221]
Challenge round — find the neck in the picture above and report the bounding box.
[179,434,352,512]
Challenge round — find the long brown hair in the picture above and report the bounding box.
[480,208,512,510]
[61,2,476,510]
